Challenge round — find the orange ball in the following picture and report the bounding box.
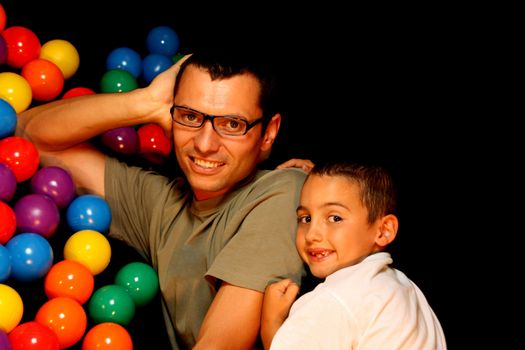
[22,58,64,101]
[44,259,95,305]
[35,296,87,349]
[82,322,133,350]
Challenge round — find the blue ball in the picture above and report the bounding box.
[0,98,17,139]
[146,26,180,56]
[142,53,173,84]
[66,194,112,233]
[0,244,11,282]
[6,233,53,282]
[106,47,143,79]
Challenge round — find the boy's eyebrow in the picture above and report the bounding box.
[296,202,350,213]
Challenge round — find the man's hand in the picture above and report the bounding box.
[276,159,314,173]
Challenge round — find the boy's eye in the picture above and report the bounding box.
[328,215,342,223]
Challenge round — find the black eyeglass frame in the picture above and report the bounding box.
[171,105,266,136]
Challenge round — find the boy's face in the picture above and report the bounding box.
[296,174,381,278]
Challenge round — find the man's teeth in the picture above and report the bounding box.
[194,158,221,168]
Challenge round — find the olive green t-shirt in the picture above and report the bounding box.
[105,157,306,349]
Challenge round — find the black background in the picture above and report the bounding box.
[1,1,487,348]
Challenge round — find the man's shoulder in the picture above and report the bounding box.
[256,168,308,184]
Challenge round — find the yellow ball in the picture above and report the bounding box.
[64,229,111,275]
[0,72,32,113]
[0,283,24,333]
[40,39,80,80]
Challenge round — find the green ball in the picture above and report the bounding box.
[100,69,138,93]
[88,284,135,325]
[114,262,159,307]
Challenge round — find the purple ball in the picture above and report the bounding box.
[0,329,11,350]
[14,194,60,238]
[100,126,139,154]
[0,163,17,202]
[30,165,76,208]
[0,34,7,66]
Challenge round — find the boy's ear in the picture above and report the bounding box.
[375,214,399,247]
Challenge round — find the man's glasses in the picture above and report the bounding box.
[172,105,265,136]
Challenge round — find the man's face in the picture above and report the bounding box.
[173,65,266,201]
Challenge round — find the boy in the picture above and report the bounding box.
[261,161,447,349]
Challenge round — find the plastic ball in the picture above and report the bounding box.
[100,69,137,93]
[62,86,96,99]
[21,58,64,102]
[0,329,10,350]
[88,285,135,326]
[6,233,53,282]
[44,259,94,304]
[0,136,39,182]
[115,262,159,306]
[146,26,180,57]
[82,322,133,350]
[35,297,87,349]
[14,194,60,238]
[0,34,7,65]
[100,127,139,155]
[66,194,112,233]
[0,98,17,139]
[0,72,32,113]
[40,39,80,80]
[142,53,173,84]
[63,229,111,275]
[137,123,172,164]
[0,163,17,202]
[0,4,5,32]
[3,26,41,68]
[8,321,60,350]
[0,201,16,245]
[30,166,76,209]
[106,47,142,78]
[0,245,11,283]
[0,283,23,333]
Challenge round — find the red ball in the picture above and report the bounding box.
[22,58,64,101]
[3,26,41,68]
[0,201,16,245]
[137,123,172,164]
[8,321,60,350]
[0,4,6,32]
[0,136,39,182]
[62,86,96,99]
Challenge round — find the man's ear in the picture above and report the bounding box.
[260,114,281,156]
[375,214,399,247]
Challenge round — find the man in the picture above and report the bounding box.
[17,50,310,349]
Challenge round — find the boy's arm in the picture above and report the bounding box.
[260,279,299,350]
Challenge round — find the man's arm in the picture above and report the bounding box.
[15,59,186,196]
[194,282,264,350]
